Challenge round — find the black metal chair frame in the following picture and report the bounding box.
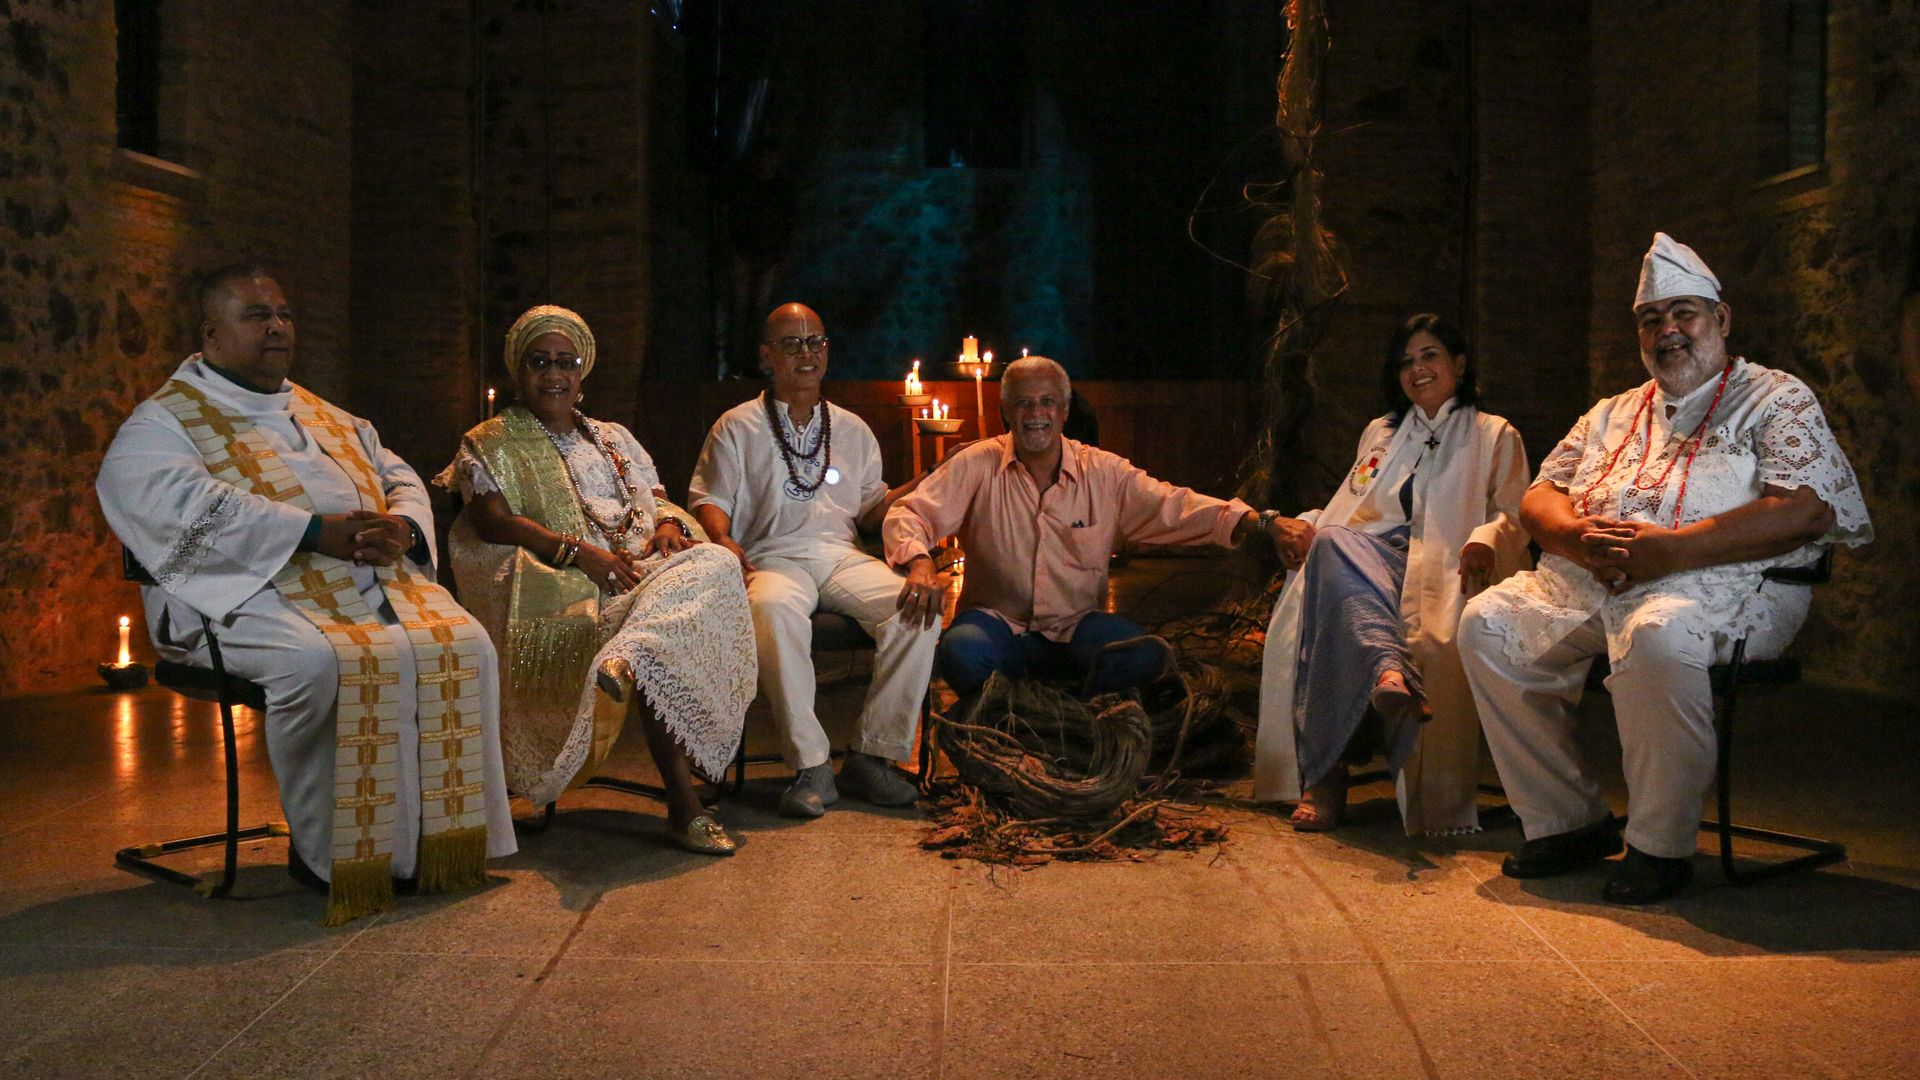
[117,550,285,897]
[1696,551,1846,883]
[1580,550,1844,883]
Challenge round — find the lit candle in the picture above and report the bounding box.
[1022,347,1029,357]
[962,336,979,364]
[486,387,496,418]
[920,407,929,418]
[905,360,922,396]
[116,615,131,668]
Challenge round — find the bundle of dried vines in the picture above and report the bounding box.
[936,673,1153,820]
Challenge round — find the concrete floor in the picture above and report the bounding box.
[3,553,1917,1079]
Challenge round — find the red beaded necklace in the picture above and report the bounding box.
[1576,361,1733,528]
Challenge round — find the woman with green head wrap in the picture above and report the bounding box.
[438,305,756,854]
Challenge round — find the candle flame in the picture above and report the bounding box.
[983,350,993,364]
[119,615,131,628]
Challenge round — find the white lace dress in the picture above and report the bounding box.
[446,418,757,800]
[1472,358,1873,667]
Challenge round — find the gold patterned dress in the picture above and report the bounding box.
[437,406,756,806]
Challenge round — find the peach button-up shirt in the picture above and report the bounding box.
[883,436,1253,641]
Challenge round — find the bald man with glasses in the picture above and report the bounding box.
[690,303,939,818]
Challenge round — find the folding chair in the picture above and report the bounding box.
[1700,550,1846,883]
[116,549,286,897]
[1582,549,1844,883]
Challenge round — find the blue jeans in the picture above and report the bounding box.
[938,609,1165,696]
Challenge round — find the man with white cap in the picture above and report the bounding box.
[1457,233,1873,903]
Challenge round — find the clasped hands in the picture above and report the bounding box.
[313,510,414,567]
[1566,515,1682,594]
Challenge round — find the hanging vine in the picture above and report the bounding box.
[1238,0,1347,513]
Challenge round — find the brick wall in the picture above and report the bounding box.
[0,0,352,696]
[477,0,653,434]
[348,0,483,482]
[1588,0,1920,690]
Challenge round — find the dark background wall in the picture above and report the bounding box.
[1585,0,1920,690]
[1,0,1913,696]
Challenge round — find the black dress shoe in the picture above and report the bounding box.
[1501,814,1625,879]
[1603,845,1694,905]
[287,847,329,895]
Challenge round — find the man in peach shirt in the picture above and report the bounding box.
[884,356,1302,695]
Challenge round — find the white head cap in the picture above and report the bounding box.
[1634,232,1722,308]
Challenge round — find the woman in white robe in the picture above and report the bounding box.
[1254,315,1531,834]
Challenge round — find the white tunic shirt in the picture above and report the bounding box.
[1473,358,1872,667]
[688,393,887,562]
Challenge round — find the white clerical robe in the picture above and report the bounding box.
[1254,401,1532,834]
[96,358,517,880]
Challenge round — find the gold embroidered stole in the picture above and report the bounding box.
[154,378,490,925]
[462,409,608,789]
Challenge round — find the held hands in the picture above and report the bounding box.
[1267,515,1316,571]
[315,510,412,567]
[895,556,951,630]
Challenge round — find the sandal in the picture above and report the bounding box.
[1370,670,1431,726]
[1289,766,1349,833]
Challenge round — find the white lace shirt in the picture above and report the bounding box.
[1474,358,1872,665]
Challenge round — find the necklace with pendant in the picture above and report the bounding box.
[764,392,838,493]
[542,410,645,538]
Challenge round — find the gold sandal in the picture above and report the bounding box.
[672,814,737,856]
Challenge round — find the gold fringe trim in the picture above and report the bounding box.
[324,855,396,927]
[416,825,490,894]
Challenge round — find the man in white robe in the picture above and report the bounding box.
[690,303,939,819]
[1458,234,1872,903]
[97,265,516,908]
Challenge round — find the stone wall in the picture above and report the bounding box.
[0,0,352,696]
[1589,0,1920,690]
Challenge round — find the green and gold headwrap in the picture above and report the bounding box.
[505,305,597,380]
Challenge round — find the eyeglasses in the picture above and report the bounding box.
[766,334,829,356]
[524,354,584,372]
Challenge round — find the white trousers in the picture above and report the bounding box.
[1458,588,1803,860]
[746,549,940,769]
[148,580,517,882]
